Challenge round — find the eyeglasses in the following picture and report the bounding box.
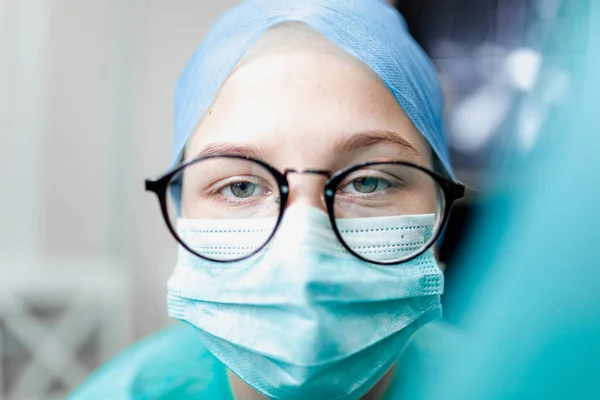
[145,155,465,265]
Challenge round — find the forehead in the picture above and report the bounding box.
[187,24,430,170]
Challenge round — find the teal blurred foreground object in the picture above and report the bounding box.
[421,2,600,399]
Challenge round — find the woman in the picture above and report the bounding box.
[70,1,464,399]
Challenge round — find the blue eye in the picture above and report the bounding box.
[222,181,261,198]
[342,177,391,194]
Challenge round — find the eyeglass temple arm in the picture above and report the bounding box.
[145,177,165,193]
[449,181,467,200]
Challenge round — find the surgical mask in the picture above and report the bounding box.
[167,205,444,400]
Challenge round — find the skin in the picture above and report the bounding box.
[183,23,437,400]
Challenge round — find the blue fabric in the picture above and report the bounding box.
[67,321,457,399]
[172,0,453,178]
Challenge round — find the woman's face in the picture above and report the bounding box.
[183,26,435,217]
[177,26,443,399]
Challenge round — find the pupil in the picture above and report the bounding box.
[353,177,378,193]
[231,182,256,198]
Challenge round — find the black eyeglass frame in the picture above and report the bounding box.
[145,154,465,265]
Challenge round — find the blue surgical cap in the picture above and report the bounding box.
[172,0,453,178]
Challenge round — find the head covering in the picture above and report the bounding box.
[172,0,453,178]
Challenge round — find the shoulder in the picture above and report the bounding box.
[387,321,465,399]
[67,323,232,400]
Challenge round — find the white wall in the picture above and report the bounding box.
[124,0,243,339]
[0,1,241,398]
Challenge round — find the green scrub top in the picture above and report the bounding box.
[68,321,456,400]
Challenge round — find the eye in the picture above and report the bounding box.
[220,181,264,198]
[340,176,391,194]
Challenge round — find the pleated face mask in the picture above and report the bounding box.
[168,205,444,400]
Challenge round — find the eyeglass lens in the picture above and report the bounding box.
[332,163,443,263]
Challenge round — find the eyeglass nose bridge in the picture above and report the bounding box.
[282,168,334,207]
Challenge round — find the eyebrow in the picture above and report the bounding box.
[194,130,420,161]
[194,142,266,160]
[334,130,421,156]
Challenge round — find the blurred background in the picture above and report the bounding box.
[0,0,590,399]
